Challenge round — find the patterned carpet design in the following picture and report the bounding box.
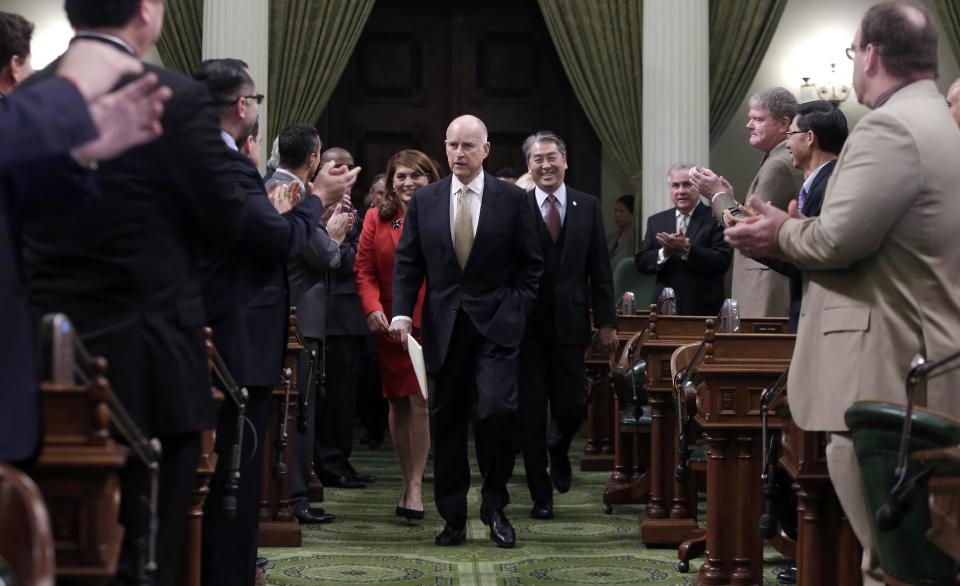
[260,435,792,585]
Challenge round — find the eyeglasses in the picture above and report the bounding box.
[845,43,868,60]
[785,129,809,136]
[231,94,265,105]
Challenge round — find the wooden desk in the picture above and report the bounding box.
[33,373,128,585]
[692,331,793,586]
[635,315,787,547]
[582,311,649,472]
[257,317,302,547]
[913,446,960,568]
[775,397,861,586]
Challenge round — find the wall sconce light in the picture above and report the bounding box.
[800,63,850,106]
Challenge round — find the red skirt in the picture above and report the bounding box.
[373,329,422,398]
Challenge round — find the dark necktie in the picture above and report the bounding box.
[545,194,561,242]
[797,186,808,211]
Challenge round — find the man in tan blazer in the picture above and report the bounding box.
[725,2,960,583]
[691,87,803,318]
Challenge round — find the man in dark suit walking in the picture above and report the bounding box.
[636,163,732,315]
[13,1,248,583]
[757,100,846,333]
[390,114,542,548]
[517,131,617,519]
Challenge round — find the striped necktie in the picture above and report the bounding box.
[797,186,808,211]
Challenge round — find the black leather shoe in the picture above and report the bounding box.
[434,524,466,546]
[530,502,554,520]
[255,557,269,570]
[324,475,366,489]
[294,508,335,524]
[481,509,516,548]
[549,446,572,494]
[398,506,425,521]
[777,565,797,584]
[354,473,377,484]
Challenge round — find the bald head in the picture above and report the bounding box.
[444,114,491,183]
[948,79,960,127]
[319,146,354,168]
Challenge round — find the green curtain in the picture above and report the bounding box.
[536,0,643,193]
[155,0,203,76]
[708,0,787,145]
[936,0,960,69]
[268,0,375,146]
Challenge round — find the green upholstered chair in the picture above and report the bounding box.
[613,257,656,310]
[844,401,960,584]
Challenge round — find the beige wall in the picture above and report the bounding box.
[5,0,164,68]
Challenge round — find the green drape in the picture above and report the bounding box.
[268,0,375,146]
[536,0,643,192]
[155,0,203,76]
[708,0,787,145]
[936,0,960,69]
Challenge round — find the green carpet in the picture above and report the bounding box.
[260,435,792,585]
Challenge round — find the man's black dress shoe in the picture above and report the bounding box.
[324,475,366,489]
[549,446,572,494]
[530,502,554,520]
[294,508,335,524]
[256,557,269,570]
[481,509,516,548]
[434,524,466,546]
[777,565,797,584]
[354,473,377,484]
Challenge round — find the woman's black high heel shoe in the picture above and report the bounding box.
[399,506,425,521]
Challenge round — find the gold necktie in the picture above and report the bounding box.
[453,186,473,269]
[678,214,689,235]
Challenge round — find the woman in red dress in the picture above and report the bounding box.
[354,149,439,519]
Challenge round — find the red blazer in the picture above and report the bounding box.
[354,207,425,327]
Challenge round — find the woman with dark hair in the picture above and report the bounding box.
[607,194,636,271]
[354,149,440,520]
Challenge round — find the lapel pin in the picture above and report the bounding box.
[572,200,578,207]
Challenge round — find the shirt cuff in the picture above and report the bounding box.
[390,316,412,326]
[657,248,667,265]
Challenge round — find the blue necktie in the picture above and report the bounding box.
[797,186,808,211]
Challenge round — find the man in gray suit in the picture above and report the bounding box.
[691,87,803,318]
[726,2,960,583]
[268,124,352,524]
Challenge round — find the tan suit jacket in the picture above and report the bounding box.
[778,80,960,431]
[712,140,802,317]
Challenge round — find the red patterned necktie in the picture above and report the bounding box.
[546,194,561,242]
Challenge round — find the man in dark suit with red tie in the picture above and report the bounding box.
[517,131,617,519]
[636,163,732,315]
[390,114,542,548]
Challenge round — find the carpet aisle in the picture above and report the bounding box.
[259,434,791,585]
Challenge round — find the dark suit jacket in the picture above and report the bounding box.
[526,187,616,345]
[0,78,98,461]
[392,173,543,373]
[16,42,245,436]
[635,202,732,315]
[201,148,323,387]
[757,159,836,331]
[326,216,368,337]
[266,173,341,341]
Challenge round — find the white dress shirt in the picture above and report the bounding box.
[220,129,238,151]
[534,183,567,225]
